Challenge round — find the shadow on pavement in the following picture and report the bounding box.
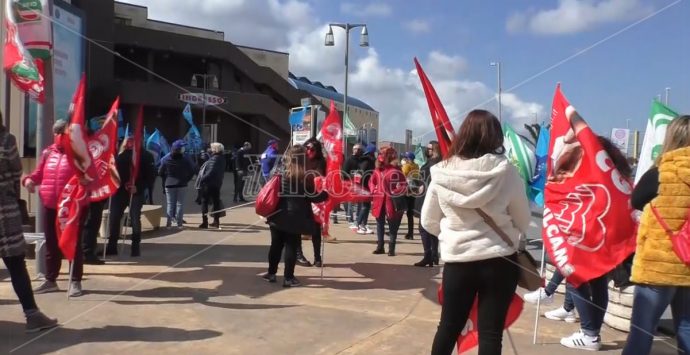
[0,322,222,354]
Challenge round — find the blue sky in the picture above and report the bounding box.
[122,0,690,141]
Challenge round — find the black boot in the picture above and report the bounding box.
[131,235,141,257]
[388,244,396,257]
[414,256,433,267]
[209,217,220,229]
[296,251,312,267]
[104,239,118,256]
[198,215,208,229]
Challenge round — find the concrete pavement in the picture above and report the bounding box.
[0,175,681,354]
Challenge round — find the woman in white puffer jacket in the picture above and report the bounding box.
[422,109,531,355]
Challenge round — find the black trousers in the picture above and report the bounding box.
[405,196,415,235]
[268,227,300,279]
[82,199,106,258]
[297,222,322,261]
[201,186,222,221]
[233,171,246,201]
[431,255,519,355]
[2,255,37,313]
[420,225,439,260]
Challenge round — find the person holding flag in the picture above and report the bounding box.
[159,140,196,228]
[369,146,407,256]
[421,110,530,355]
[104,130,155,257]
[23,121,86,297]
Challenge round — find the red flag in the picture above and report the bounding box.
[56,76,95,261]
[414,58,455,156]
[543,85,636,287]
[56,176,87,261]
[3,1,45,102]
[129,105,144,188]
[89,98,121,201]
[437,285,523,353]
[313,101,343,236]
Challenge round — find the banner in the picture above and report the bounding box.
[3,0,45,102]
[610,128,630,154]
[183,103,193,125]
[88,98,121,201]
[543,85,636,287]
[634,100,678,184]
[414,142,426,167]
[437,285,523,353]
[314,101,344,236]
[12,0,52,59]
[414,57,455,156]
[56,176,87,261]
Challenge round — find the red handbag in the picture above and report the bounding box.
[255,174,281,217]
[650,204,690,266]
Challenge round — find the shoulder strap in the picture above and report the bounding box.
[650,204,675,236]
[475,208,515,249]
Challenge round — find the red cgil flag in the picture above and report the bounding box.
[414,58,455,156]
[543,84,636,287]
[129,105,144,189]
[437,284,524,353]
[56,75,96,261]
[89,97,122,202]
[3,0,46,102]
[313,101,344,236]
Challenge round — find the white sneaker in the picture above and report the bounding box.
[524,288,554,305]
[560,330,601,351]
[357,227,368,235]
[545,306,578,323]
[68,281,83,297]
[365,226,374,234]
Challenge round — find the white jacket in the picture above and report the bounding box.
[421,154,531,263]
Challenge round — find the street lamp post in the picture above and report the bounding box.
[665,87,670,105]
[191,73,219,142]
[325,23,369,158]
[490,61,502,122]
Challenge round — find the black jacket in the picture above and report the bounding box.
[631,167,659,211]
[159,152,196,188]
[197,153,226,190]
[414,156,442,216]
[342,153,375,188]
[234,147,251,171]
[267,176,328,235]
[116,149,156,196]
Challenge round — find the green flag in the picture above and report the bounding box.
[503,124,535,195]
[635,100,678,184]
[344,112,357,137]
[414,143,426,167]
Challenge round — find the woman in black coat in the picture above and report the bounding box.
[196,142,227,228]
[263,145,328,287]
[296,137,327,267]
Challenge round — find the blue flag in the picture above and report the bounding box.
[146,129,162,165]
[529,126,550,207]
[184,125,203,155]
[159,133,170,156]
[183,104,193,125]
[117,109,125,140]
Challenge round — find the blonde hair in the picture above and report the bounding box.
[210,142,224,154]
[657,115,690,165]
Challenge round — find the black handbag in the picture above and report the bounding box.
[392,194,407,212]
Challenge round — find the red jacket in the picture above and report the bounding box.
[369,166,408,219]
[24,144,75,209]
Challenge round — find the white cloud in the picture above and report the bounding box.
[507,0,654,35]
[340,2,393,17]
[404,19,431,34]
[117,0,543,141]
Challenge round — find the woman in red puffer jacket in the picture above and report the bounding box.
[369,147,407,256]
[22,120,84,297]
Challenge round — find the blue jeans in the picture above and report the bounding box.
[165,187,186,227]
[545,270,574,312]
[356,202,371,227]
[623,285,690,355]
[567,275,609,336]
[345,203,361,223]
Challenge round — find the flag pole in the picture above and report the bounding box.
[533,246,547,344]
[320,225,326,280]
